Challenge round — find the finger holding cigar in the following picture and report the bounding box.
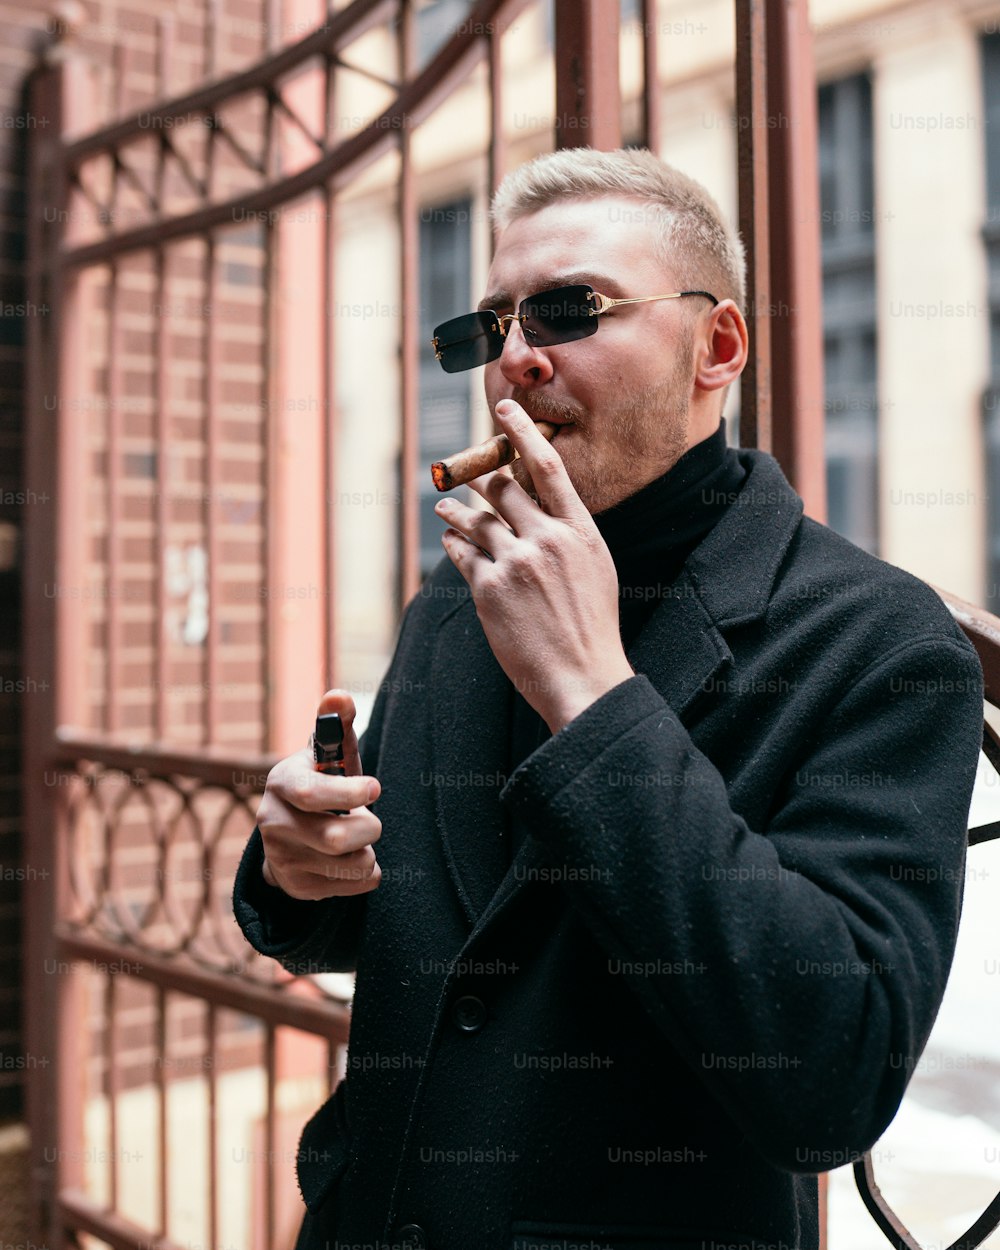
[431,421,559,492]
[434,402,631,734]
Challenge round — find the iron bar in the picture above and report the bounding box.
[113,151,161,214]
[153,243,169,742]
[66,169,112,219]
[487,13,504,204]
[327,1037,338,1096]
[853,1156,924,1250]
[268,84,326,151]
[764,0,825,517]
[735,0,772,453]
[106,257,123,735]
[157,985,169,1238]
[937,585,1000,704]
[969,817,1000,847]
[330,52,401,92]
[206,1002,219,1250]
[204,77,217,220]
[323,183,337,689]
[398,0,420,606]
[158,130,208,200]
[56,928,353,1037]
[152,18,170,747]
[203,236,220,745]
[113,41,128,121]
[205,0,221,83]
[59,1188,192,1250]
[49,730,275,786]
[554,0,621,150]
[640,0,660,153]
[265,1024,278,1249]
[263,178,279,752]
[211,115,269,176]
[60,0,534,270]
[323,50,338,688]
[107,972,120,1212]
[24,53,85,1242]
[63,0,399,166]
[157,14,173,103]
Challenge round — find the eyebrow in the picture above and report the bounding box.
[476,271,625,313]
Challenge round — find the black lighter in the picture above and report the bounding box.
[313,713,348,815]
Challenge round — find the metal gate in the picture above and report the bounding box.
[20,2,832,1247]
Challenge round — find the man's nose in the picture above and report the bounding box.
[497,317,554,386]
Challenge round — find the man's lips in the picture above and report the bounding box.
[526,417,573,443]
[506,391,581,428]
[522,413,577,437]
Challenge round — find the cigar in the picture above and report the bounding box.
[431,421,559,491]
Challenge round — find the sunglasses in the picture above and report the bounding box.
[430,283,718,374]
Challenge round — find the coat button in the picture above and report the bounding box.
[394,1223,428,1249]
[451,994,487,1033]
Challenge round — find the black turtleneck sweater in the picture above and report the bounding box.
[504,419,746,860]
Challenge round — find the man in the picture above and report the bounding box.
[233,148,983,1250]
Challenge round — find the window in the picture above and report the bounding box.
[818,73,879,554]
[418,197,474,579]
[981,33,1000,597]
[415,0,475,66]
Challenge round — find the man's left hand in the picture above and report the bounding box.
[435,400,635,734]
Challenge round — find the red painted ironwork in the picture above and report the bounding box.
[23,3,541,1247]
[23,3,1000,1250]
[764,0,826,521]
[735,0,773,459]
[399,0,420,609]
[734,0,825,525]
[847,590,1000,1249]
[639,0,660,154]
[554,0,621,151]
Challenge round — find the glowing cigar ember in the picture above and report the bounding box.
[431,422,559,492]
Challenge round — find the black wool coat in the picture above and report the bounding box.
[233,448,984,1250]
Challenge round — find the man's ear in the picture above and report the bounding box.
[694,300,749,393]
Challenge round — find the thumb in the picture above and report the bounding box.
[314,689,364,778]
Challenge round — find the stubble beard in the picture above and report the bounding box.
[508,347,696,516]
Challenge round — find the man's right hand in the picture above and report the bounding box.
[257,690,383,900]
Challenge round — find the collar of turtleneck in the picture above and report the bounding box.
[591,419,747,646]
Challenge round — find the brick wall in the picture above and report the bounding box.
[4,0,327,1129]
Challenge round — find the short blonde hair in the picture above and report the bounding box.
[490,147,746,310]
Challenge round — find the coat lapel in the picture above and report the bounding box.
[430,591,515,928]
[452,571,733,939]
[627,568,733,722]
[428,450,804,933]
[428,569,732,932]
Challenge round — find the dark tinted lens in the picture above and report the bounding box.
[432,311,502,373]
[520,285,597,347]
